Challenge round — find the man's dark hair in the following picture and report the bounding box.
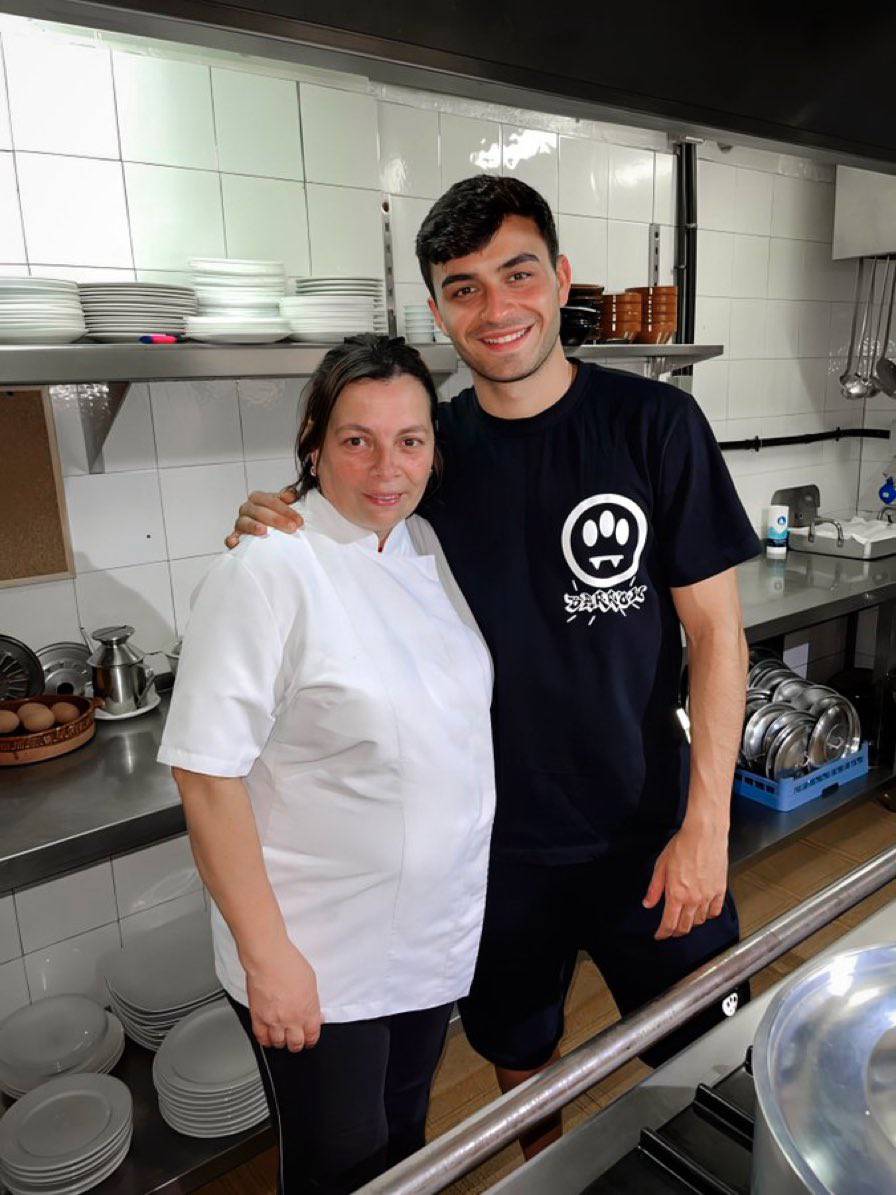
[415,176,559,298]
[294,334,441,498]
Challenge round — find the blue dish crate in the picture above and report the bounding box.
[734,743,869,812]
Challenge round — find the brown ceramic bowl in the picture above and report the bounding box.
[626,285,678,296]
[635,327,676,344]
[0,694,96,766]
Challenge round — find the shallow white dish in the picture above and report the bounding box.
[153,1001,259,1094]
[0,1074,131,1173]
[190,257,284,274]
[0,997,106,1080]
[102,909,218,1012]
[0,330,84,344]
[93,686,160,719]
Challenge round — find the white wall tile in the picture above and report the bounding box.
[30,265,136,283]
[608,145,654,224]
[728,359,774,418]
[653,152,675,225]
[244,457,296,495]
[696,230,735,297]
[797,301,832,358]
[0,896,21,965]
[64,471,167,571]
[559,214,607,286]
[15,863,117,954]
[300,83,379,189]
[0,959,29,1019]
[379,103,440,199]
[804,240,854,302]
[125,163,224,272]
[17,154,132,268]
[768,237,805,300]
[112,835,201,918]
[75,562,175,654]
[730,234,769,299]
[502,126,558,211]
[306,184,384,278]
[24,923,120,1004]
[390,194,432,285]
[169,554,219,634]
[221,175,309,277]
[119,889,206,943]
[765,301,800,359]
[692,360,728,421]
[102,383,156,472]
[239,379,303,460]
[558,137,608,218]
[4,35,118,159]
[135,269,194,287]
[158,462,248,559]
[0,580,80,651]
[657,224,676,287]
[606,220,650,291]
[212,68,302,180]
[50,386,88,477]
[440,113,500,189]
[695,298,731,358]
[0,48,10,150]
[697,160,737,232]
[733,168,773,236]
[114,52,215,170]
[729,298,768,359]
[771,175,835,242]
[151,381,242,467]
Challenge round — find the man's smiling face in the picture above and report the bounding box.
[428,215,571,385]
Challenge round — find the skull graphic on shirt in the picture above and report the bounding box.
[561,494,649,589]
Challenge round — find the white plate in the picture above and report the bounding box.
[94,687,161,718]
[0,278,78,291]
[0,997,107,1079]
[0,330,84,344]
[187,331,290,343]
[190,258,284,274]
[79,284,193,293]
[288,332,355,343]
[1,1135,131,1194]
[102,909,218,1012]
[0,1118,130,1178]
[154,1002,259,1094]
[154,1079,263,1110]
[0,1075,131,1173]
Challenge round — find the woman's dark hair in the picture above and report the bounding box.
[295,334,441,498]
[415,175,559,298]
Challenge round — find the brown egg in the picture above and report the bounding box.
[0,710,20,734]
[16,702,45,719]
[19,705,54,733]
[52,702,81,725]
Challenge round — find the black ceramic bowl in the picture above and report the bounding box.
[560,305,598,347]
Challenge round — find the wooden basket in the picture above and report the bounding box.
[0,694,96,766]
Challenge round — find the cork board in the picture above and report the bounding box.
[0,388,74,586]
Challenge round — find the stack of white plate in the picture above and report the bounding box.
[101,909,222,1051]
[187,258,290,344]
[434,325,452,344]
[0,996,124,1100]
[0,1074,132,1194]
[153,1001,267,1138]
[79,283,198,343]
[403,304,435,343]
[284,276,387,342]
[0,278,86,345]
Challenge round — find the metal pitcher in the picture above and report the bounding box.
[86,625,154,716]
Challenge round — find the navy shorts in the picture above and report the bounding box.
[458,849,749,1072]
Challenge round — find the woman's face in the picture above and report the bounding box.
[314,374,435,543]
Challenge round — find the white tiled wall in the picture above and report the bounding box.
[0,837,205,1015]
[0,15,884,668]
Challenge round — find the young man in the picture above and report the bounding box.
[227,176,761,1156]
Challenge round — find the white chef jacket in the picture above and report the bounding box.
[157,490,495,1021]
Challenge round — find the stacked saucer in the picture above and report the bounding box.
[187,258,290,343]
[0,995,124,1099]
[153,1001,267,1138]
[0,1074,132,1194]
[101,909,222,1051]
[403,304,435,343]
[287,276,387,342]
[0,278,86,345]
[79,283,197,342]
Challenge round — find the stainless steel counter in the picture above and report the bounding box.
[4,552,896,894]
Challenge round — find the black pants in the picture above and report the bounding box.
[227,995,452,1195]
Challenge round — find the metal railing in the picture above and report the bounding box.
[359,844,896,1194]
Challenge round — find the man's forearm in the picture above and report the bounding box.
[684,624,749,833]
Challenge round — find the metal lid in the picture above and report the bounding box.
[753,943,896,1194]
[91,626,135,645]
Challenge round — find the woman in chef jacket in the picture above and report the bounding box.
[158,335,495,1195]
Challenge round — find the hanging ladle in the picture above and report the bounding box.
[860,256,891,400]
[842,256,876,400]
[873,255,896,397]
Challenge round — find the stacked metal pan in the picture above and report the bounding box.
[741,650,861,780]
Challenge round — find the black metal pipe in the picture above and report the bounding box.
[673,140,698,376]
[719,426,890,453]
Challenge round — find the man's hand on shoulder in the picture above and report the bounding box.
[642,815,728,940]
[225,486,303,549]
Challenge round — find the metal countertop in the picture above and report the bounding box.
[4,552,896,893]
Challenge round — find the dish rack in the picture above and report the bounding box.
[734,743,869,812]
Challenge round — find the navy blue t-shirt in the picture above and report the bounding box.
[419,361,761,863]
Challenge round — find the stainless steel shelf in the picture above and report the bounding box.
[0,341,723,386]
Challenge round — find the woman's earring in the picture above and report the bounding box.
[309,459,317,478]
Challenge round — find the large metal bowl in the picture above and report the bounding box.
[752,943,896,1193]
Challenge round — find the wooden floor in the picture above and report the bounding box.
[199,797,896,1195]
